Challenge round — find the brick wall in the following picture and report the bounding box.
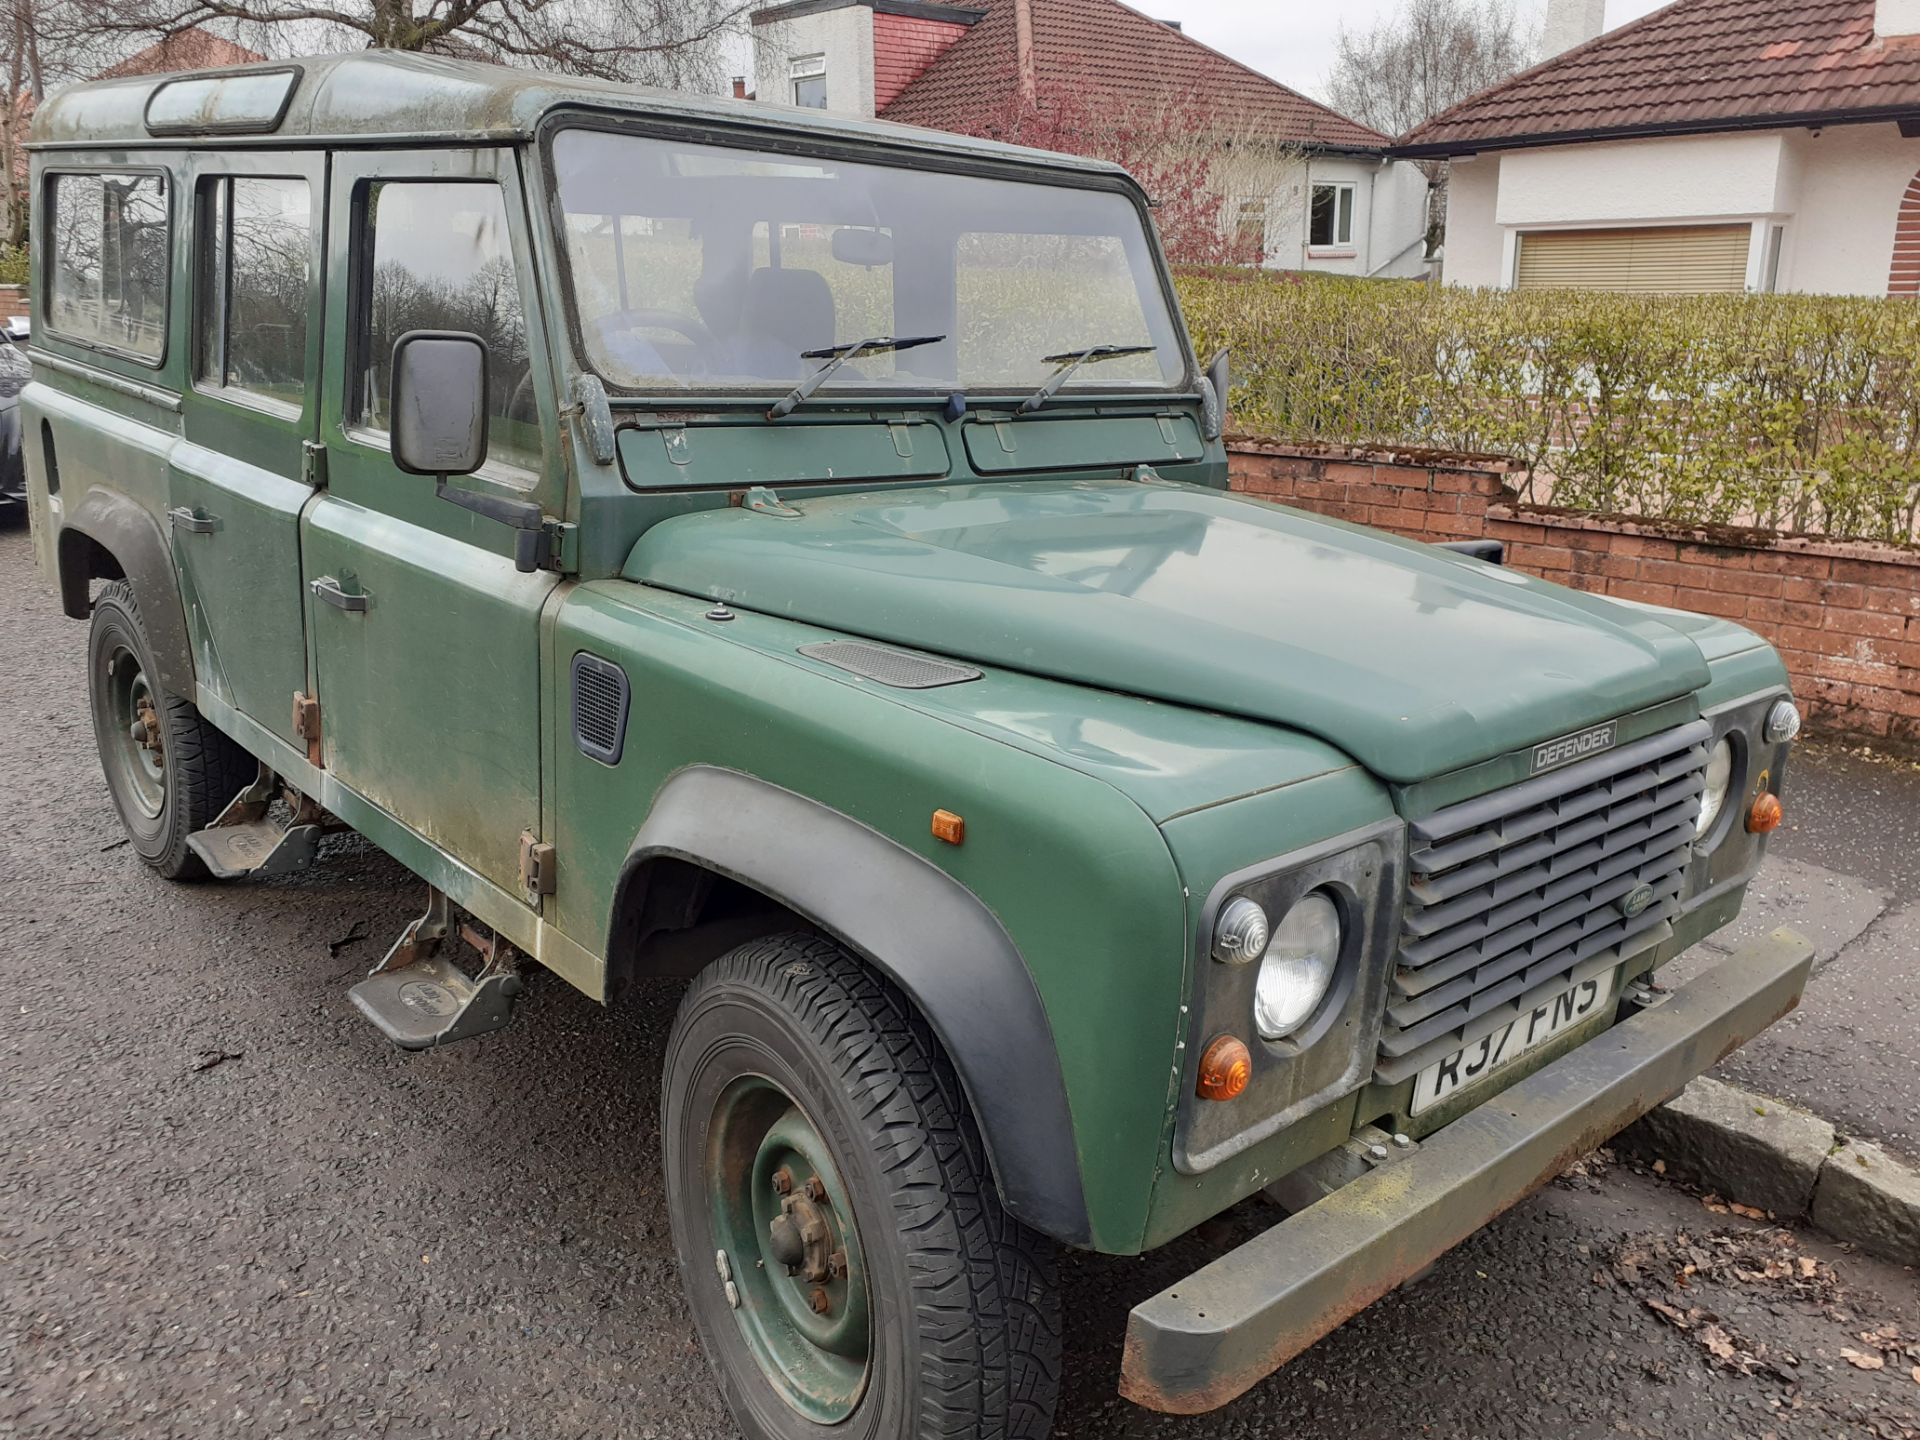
[0,285,25,322]
[873,11,971,111]
[1228,438,1920,750]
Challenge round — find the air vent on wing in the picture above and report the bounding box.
[571,652,630,765]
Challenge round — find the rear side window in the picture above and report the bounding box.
[199,176,312,408]
[355,180,540,478]
[47,171,170,361]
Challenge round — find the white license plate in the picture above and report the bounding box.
[1409,969,1619,1116]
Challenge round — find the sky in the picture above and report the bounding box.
[1135,0,1675,99]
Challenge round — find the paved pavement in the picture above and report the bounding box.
[1681,743,1920,1162]
[4,522,1918,1440]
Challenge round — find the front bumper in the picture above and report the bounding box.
[1120,928,1814,1414]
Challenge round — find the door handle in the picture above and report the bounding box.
[310,576,371,613]
[167,506,221,534]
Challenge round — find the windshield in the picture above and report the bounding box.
[550,127,1186,397]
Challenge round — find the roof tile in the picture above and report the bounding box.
[879,0,1387,149]
[1403,0,1920,153]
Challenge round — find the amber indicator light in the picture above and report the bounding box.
[931,809,966,845]
[1747,792,1784,835]
[1196,1035,1252,1102]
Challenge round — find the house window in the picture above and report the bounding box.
[1515,226,1752,294]
[791,54,827,109]
[1309,182,1355,249]
[1233,199,1268,258]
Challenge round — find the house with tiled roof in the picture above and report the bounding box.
[1401,0,1920,296]
[748,0,1433,277]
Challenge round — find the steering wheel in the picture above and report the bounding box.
[601,307,716,348]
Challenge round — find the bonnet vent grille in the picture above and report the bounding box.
[796,641,983,690]
[571,652,630,765]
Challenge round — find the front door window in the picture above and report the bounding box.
[355,180,541,480]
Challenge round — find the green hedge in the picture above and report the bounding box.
[0,245,27,287]
[1174,270,1920,544]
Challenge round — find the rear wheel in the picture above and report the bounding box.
[663,933,1061,1440]
[86,580,250,879]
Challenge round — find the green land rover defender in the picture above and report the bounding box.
[26,52,1813,1437]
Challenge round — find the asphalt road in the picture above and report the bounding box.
[4,521,1917,1440]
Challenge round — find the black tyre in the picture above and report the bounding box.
[86,579,251,880]
[663,933,1062,1440]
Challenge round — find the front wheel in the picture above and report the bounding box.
[663,933,1061,1440]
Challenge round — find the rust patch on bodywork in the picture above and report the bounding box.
[1119,930,1815,1416]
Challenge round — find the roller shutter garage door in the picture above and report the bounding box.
[1516,225,1752,294]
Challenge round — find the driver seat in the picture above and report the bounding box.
[731,267,836,378]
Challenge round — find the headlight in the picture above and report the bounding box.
[1696,737,1734,838]
[1765,699,1802,744]
[1254,891,1342,1040]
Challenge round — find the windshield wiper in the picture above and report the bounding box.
[1018,344,1158,415]
[768,334,946,420]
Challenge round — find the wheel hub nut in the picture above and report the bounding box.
[767,1214,806,1269]
[771,1167,793,1196]
[131,699,162,753]
[808,1287,830,1315]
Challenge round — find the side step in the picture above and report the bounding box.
[186,765,336,880]
[348,888,524,1051]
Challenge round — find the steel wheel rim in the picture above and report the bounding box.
[104,645,165,820]
[708,1074,871,1424]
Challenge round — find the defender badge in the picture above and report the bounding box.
[1532,721,1618,776]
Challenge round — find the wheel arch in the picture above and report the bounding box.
[58,486,194,696]
[608,765,1092,1247]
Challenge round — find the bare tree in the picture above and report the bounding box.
[48,0,755,91]
[951,69,1304,269]
[1326,0,1537,258]
[1326,0,1538,140]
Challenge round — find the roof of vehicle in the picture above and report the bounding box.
[26,48,1132,179]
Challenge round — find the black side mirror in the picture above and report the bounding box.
[390,329,545,573]
[390,330,488,477]
[1202,348,1231,442]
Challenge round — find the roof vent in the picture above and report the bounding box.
[1880,0,1920,39]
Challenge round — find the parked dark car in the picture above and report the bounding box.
[0,322,27,521]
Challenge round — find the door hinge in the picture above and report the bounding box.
[519,830,557,897]
[301,439,329,489]
[292,691,323,768]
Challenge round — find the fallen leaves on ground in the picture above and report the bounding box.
[1604,1227,1920,1436]
[1608,1226,1834,1379]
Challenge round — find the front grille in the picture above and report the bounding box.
[1374,718,1711,1085]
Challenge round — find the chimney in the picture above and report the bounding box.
[1541,0,1607,57]
[731,75,750,100]
[1879,0,1920,39]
